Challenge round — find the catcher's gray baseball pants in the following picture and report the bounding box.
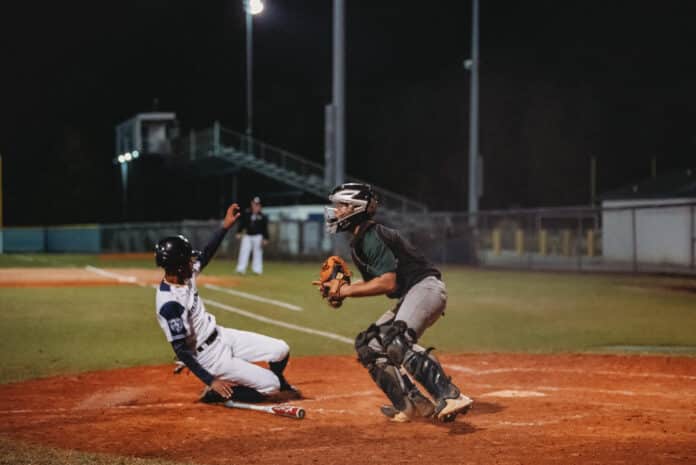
[370,275,447,352]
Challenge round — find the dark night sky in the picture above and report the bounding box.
[1,1,695,225]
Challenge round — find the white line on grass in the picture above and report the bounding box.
[204,284,303,312]
[84,265,137,283]
[204,298,353,345]
[150,282,348,345]
[88,267,351,344]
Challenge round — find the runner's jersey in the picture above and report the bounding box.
[155,260,216,347]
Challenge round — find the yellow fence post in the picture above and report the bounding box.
[561,229,571,256]
[515,229,524,256]
[538,229,547,256]
[492,229,501,256]
[586,229,595,257]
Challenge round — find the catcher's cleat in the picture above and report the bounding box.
[435,394,473,422]
[380,404,413,423]
[380,392,435,423]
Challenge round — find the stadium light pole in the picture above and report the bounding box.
[332,0,345,187]
[244,0,264,152]
[466,0,480,226]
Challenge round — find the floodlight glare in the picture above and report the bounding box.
[124,152,133,162]
[248,0,264,15]
[132,150,139,159]
[117,155,126,164]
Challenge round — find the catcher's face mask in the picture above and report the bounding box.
[324,203,356,234]
[324,183,376,234]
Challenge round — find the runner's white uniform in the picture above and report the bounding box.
[156,260,289,394]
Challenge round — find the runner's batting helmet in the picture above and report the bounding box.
[155,235,200,278]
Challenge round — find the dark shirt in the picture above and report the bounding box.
[237,209,269,239]
[351,221,441,299]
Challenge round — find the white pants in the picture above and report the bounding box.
[236,234,264,274]
[196,326,289,394]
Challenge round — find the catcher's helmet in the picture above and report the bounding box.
[154,235,200,272]
[325,183,378,234]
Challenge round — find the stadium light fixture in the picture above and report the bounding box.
[117,155,126,164]
[247,0,264,15]
[124,152,133,162]
[132,150,139,159]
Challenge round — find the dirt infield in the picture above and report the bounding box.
[0,268,240,287]
[1,354,694,465]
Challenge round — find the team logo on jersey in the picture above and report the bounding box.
[168,318,184,333]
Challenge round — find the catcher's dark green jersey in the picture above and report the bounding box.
[350,221,440,299]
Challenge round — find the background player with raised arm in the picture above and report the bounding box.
[155,203,299,403]
[323,183,472,423]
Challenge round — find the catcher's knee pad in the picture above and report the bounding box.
[403,349,460,402]
[381,320,417,366]
[355,324,381,367]
[368,361,410,412]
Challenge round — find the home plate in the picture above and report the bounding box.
[481,390,547,398]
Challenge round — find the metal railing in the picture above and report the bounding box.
[173,123,429,213]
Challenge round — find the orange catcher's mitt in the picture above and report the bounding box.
[312,255,352,308]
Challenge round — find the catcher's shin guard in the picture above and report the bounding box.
[368,361,411,412]
[399,370,436,418]
[402,349,469,420]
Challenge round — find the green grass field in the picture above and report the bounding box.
[1,254,695,385]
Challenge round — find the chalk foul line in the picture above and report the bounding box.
[204,283,303,312]
[84,266,137,283]
[203,298,353,345]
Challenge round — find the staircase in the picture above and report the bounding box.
[177,123,429,215]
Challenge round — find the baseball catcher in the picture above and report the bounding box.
[318,183,473,423]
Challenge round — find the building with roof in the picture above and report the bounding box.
[601,169,695,268]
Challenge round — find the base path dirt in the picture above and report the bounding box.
[0,268,240,288]
[1,354,695,465]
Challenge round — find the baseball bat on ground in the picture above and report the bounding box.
[223,400,306,419]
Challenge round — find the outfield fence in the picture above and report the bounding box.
[397,200,695,274]
[2,201,695,274]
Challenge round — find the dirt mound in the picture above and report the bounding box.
[1,354,694,465]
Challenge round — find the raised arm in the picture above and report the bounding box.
[198,203,241,270]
